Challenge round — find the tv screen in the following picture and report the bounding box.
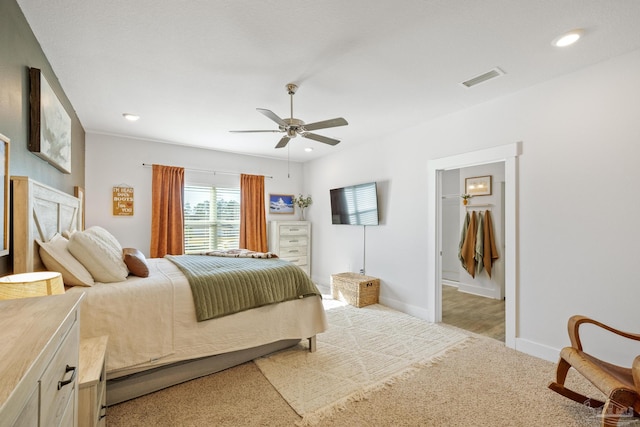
[330,182,379,225]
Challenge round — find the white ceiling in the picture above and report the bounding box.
[16,0,640,162]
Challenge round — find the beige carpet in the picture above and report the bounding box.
[106,301,622,427]
[254,302,470,424]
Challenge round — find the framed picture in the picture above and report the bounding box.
[269,194,294,214]
[0,134,9,256]
[29,67,72,174]
[465,175,492,196]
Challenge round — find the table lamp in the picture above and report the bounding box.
[0,271,65,300]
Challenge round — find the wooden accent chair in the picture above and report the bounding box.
[548,315,640,427]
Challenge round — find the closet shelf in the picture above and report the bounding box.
[465,203,494,208]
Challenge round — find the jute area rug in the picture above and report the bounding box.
[254,300,470,425]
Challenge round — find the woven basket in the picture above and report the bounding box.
[330,272,380,307]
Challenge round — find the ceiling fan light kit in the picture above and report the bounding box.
[231,83,348,149]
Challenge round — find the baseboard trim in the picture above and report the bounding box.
[515,337,560,363]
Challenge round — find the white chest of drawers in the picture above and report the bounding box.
[0,292,84,427]
[269,221,311,276]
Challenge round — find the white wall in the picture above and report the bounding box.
[456,162,505,299]
[85,134,305,256]
[305,49,640,364]
[441,169,460,283]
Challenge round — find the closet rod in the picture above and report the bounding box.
[141,163,273,179]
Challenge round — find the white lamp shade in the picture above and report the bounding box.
[0,272,65,300]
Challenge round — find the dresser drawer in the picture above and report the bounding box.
[12,384,39,427]
[279,225,309,236]
[40,320,79,425]
[279,246,307,257]
[279,236,308,248]
[59,386,77,427]
[282,255,308,267]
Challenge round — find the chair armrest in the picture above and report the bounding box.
[567,315,640,351]
[634,355,640,391]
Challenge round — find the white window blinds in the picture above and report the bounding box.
[184,185,240,253]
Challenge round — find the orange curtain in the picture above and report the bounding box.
[239,174,268,252]
[150,164,185,258]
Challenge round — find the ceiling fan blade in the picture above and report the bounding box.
[275,136,290,149]
[302,132,340,146]
[229,130,282,133]
[303,117,348,132]
[257,108,287,127]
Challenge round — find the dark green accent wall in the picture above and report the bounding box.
[0,0,85,274]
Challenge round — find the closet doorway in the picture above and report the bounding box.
[426,142,521,349]
[441,166,505,341]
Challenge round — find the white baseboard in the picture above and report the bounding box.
[515,337,560,363]
[456,282,501,300]
[379,296,430,321]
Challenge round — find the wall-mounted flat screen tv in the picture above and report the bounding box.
[330,182,379,225]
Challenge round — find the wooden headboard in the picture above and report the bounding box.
[11,176,82,273]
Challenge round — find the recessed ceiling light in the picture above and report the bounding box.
[552,29,584,47]
[122,113,140,121]
[304,147,313,152]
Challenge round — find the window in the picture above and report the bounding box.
[184,185,240,253]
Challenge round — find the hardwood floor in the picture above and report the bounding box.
[442,284,505,341]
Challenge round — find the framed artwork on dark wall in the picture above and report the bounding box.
[0,133,9,256]
[29,67,72,174]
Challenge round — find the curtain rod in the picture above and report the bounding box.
[141,163,273,179]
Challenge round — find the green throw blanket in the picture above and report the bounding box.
[166,255,321,321]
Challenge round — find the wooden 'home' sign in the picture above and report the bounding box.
[113,186,134,216]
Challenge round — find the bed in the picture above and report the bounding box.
[10,176,328,405]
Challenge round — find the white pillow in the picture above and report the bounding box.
[37,234,95,287]
[68,228,128,283]
[84,226,123,253]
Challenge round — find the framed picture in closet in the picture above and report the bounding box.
[465,175,492,196]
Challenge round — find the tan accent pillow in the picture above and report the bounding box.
[37,234,95,287]
[123,248,150,278]
[68,228,128,283]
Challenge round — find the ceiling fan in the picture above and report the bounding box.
[230,83,348,149]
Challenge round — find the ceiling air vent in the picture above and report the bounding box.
[461,67,505,88]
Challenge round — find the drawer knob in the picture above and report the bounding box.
[57,365,77,390]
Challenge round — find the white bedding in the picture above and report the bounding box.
[66,258,328,378]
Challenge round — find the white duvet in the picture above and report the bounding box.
[67,258,328,378]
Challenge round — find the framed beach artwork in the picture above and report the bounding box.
[269,194,294,214]
[29,67,72,174]
[465,175,492,196]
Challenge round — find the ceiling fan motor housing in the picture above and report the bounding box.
[286,83,298,95]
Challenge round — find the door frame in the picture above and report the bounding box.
[427,142,521,348]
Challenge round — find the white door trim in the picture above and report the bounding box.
[427,142,521,348]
